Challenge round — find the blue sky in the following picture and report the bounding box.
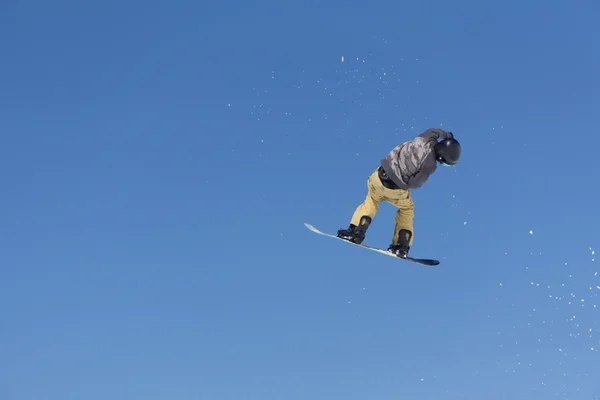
[1,0,599,399]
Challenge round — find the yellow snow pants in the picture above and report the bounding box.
[350,168,415,246]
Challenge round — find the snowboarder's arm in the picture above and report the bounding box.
[405,155,436,190]
[406,168,428,190]
[418,128,454,141]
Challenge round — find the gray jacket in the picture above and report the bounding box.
[380,128,454,190]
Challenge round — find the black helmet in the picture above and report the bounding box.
[434,138,461,165]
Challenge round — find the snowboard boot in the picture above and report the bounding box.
[337,216,372,244]
[388,229,412,258]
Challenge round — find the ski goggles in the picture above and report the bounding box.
[436,156,453,167]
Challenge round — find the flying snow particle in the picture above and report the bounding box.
[464,221,468,226]
[530,230,534,235]
[341,56,344,62]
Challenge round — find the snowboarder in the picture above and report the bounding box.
[337,128,461,258]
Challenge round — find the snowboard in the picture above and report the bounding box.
[304,222,440,267]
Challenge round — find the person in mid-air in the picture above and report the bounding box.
[337,128,461,258]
